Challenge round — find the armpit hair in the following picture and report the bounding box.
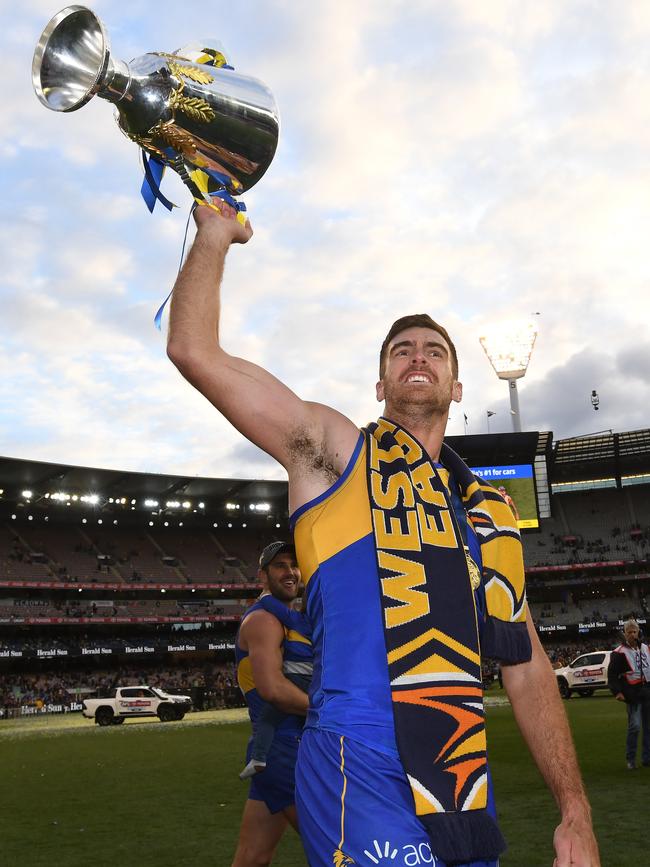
[285,427,340,484]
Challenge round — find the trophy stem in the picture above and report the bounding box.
[97,58,131,105]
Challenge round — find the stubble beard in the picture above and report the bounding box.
[383,379,453,426]
[268,577,297,604]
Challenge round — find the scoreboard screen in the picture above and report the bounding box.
[470,463,540,529]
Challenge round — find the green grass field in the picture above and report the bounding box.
[0,696,642,866]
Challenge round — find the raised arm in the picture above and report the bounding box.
[242,610,309,715]
[501,612,600,867]
[166,202,357,474]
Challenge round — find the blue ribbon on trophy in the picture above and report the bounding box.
[32,9,279,326]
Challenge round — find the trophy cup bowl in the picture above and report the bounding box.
[32,5,110,113]
[32,5,280,196]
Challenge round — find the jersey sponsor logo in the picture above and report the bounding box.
[363,839,398,863]
[362,839,438,865]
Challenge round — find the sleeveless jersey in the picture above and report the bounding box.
[235,595,311,738]
[291,432,486,755]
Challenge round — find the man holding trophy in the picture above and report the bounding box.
[33,6,601,866]
[165,197,600,867]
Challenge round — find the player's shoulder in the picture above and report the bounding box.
[240,607,285,640]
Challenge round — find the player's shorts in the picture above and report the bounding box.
[296,728,499,867]
[246,733,300,814]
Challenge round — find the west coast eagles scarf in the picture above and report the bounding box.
[365,418,531,865]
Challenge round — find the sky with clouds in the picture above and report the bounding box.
[2,0,649,481]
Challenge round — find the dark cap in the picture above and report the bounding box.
[258,541,296,570]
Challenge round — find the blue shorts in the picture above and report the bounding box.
[296,729,499,867]
[246,733,300,814]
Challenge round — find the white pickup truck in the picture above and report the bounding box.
[82,686,192,726]
[554,650,612,699]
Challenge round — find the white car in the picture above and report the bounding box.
[82,686,192,726]
[554,650,612,699]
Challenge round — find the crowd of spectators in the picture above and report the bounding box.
[0,597,245,622]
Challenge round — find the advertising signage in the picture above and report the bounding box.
[471,463,539,529]
[0,638,236,661]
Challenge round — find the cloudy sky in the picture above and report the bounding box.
[2,0,649,481]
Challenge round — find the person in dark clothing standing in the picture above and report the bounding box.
[608,619,650,769]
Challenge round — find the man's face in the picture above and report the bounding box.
[260,552,301,603]
[376,326,462,414]
[624,622,640,645]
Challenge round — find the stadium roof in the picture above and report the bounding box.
[1,425,649,510]
[552,428,650,483]
[0,455,288,511]
[445,431,541,467]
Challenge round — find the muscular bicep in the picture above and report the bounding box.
[168,345,355,471]
[242,610,287,701]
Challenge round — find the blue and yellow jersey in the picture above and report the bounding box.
[235,595,312,738]
[290,432,483,755]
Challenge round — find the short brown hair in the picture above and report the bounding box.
[379,314,459,379]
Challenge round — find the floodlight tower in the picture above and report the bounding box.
[479,321,538,433]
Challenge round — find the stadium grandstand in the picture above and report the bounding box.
[1,426,649,718]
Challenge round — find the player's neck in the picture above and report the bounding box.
[384,406,448,462]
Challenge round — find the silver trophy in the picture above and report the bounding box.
[32,5,280,209]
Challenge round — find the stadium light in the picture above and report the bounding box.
[166,500,180,509]
[198,502,205,509]
[182,501,191,509]
[22,490,33,499]
[144,499,159,508]
[226,502,239,510]
[479,320,537,433]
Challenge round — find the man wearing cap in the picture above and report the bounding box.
[168,205,600,866]
[232,542,310,867]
